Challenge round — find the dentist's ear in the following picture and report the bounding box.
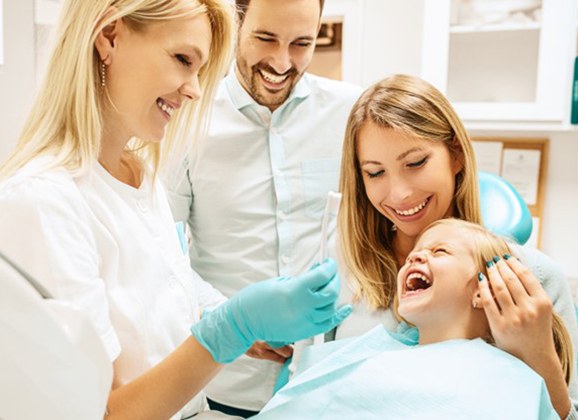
[94,7,121,65]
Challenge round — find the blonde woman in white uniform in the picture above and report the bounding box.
[0,1,351,419]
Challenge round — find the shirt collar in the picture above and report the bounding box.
[225,62,312,113]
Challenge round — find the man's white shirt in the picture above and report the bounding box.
[168,69,362,410]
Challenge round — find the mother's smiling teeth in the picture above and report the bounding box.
[395,197,429,216]
[156,98,175,117]
[259,69,288,84]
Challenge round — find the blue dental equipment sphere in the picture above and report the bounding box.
[478,171,533,245]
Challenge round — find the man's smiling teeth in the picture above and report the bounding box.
[260,69,288,84]
[406,272,431,292]
[156,98,174,117]
[395,198,428,216]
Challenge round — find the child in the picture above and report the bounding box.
[255,219,573,419]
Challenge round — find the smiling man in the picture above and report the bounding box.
[167,0,362,416]
[235,0,318,111]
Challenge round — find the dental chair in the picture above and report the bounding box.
[478,173,578,376]
[0,251,112,420]
[478,171,533,245]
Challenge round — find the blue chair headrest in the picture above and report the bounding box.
[478,171,533,245]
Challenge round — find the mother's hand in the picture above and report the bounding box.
[478,255,556,364]
[479,255,571,419]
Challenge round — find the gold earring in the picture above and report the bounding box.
[100,61,106,87]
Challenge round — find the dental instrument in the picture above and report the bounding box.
[314,191,342,345]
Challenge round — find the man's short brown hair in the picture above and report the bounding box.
[235,0,325,25]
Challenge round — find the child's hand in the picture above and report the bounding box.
[246,341,293,364]
[478,255,557,365]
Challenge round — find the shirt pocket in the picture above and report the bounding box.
[301,158,340,219]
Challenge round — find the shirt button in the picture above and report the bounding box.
[281,255,290,265]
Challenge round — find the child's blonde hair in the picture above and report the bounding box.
[421,218,573,385]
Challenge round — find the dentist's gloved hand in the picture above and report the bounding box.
[190,259,352,364]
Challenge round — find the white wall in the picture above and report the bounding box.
[359,0,424,87]
[544,132,578,284]
[0,0,35,162]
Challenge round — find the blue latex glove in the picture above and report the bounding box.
[190,259,352,364]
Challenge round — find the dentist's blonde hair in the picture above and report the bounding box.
[0,0,234,180]
[338,74,481,309]
[421,218,573,386]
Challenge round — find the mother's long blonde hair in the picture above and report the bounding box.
[0,0,234,180]
[420,219,573,386]
[338,74,482,309]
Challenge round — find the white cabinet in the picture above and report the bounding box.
[421,0,578,126]
[323,0,433,88]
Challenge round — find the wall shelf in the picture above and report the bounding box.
[450,21,541,34]
[465,121,578,133]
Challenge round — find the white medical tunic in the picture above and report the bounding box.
[167,70,362,410]
[0,157,226,419]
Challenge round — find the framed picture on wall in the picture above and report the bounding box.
[472,137,549,249]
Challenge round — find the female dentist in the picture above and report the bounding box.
[0,1,351,419]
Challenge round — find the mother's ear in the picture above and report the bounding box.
[94,7,122,65]
[450,135,465,176]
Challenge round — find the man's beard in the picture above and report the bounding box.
[238,58,300,109]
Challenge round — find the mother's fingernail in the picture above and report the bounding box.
[492,256,500,263]
[503,254,511,260]
[478,272,485,282]
[486,260,494,268]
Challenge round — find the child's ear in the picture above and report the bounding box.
[471,292,483,310]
